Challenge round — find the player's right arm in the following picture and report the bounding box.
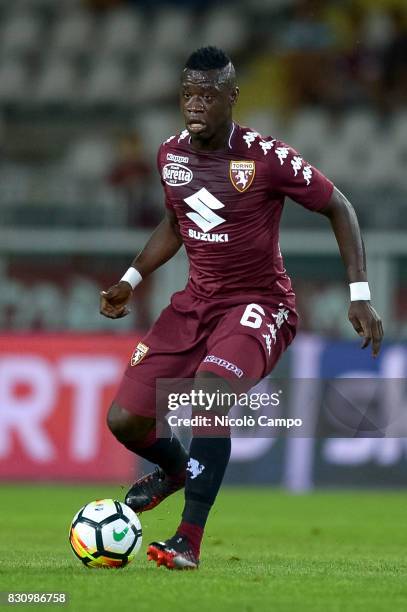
[99,208,182,319]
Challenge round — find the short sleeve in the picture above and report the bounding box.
[157,143,174,211]
[268,140,334,212]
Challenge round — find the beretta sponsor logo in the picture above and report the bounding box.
[163,163,193,187]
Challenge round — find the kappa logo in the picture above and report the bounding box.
[203,355,244,378]
[291,155,303,176]
[131,342,149,366]
[230,161,255,192]
[163,163,193,187]
[184,188,226,234]
[275,146,289,165]
[303,165,312,185]
[167,153,189,164]
[178,129,189,142]
[243,131,260,148]
[187,458,205,479]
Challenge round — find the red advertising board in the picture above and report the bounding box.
[0,334,139,481]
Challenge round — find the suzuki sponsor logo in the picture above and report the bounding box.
[166,153,189,164]
[163,163,193,187]
[184,188,228,242]
[188,229,228,242]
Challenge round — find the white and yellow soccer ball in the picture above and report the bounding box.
[69,499,142,568]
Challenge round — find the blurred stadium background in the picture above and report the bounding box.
[1,0,407,489]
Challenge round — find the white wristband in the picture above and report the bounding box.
[349,282,371,301]
[120,267,142,290]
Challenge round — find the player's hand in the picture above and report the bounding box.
[348,301,383,357]
[99,281,132,319]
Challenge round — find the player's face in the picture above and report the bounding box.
[180,70,237,142]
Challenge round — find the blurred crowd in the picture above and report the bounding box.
[0,0,405,227]
[84,0,219,8]
[0,0,406,228]
[85,0,407,115]
[239,0,407,117]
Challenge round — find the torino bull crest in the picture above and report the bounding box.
[131,342,149,366]
[229,160,255,192]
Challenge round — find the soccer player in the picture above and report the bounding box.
[100,47,383,570]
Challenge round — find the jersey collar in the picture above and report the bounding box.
[187,122,236,150]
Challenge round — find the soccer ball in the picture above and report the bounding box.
[69,499,142,568]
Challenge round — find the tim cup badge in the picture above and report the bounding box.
[131,342,149,366]
[229,161,255,192]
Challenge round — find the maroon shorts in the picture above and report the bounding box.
[115,287,298,417]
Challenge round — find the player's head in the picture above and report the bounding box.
[181,46,239,142]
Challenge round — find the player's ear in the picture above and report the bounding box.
[230,87,239,106]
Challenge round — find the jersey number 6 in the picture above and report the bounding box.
[239,304,265,329]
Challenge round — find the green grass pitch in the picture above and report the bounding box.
[0,484,406,611]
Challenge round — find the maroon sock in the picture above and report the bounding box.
[176,521,204,559]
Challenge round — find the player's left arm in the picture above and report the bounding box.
[269,140,383,355]
[319,186,384,357]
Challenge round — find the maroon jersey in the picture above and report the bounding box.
[157,123,333,305]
